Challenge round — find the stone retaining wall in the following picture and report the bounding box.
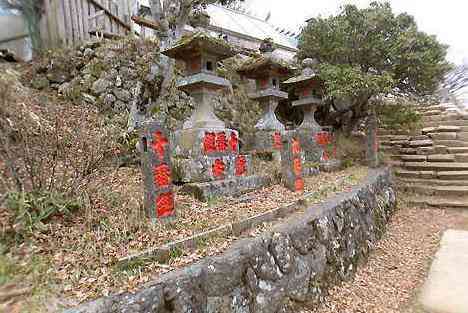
[66,168,396,313]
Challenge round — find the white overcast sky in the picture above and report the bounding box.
[244,0,468,64]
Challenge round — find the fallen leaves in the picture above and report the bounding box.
[4,166,369,310]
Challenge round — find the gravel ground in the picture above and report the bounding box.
[297,198,468,313]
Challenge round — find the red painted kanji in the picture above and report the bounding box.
[216,132,228,152]
[293,158,302,176]
[156,192,175,218]
[152,131,169,161]
[212,159,225,178]
[229,132,239,152]
[203,132,217,154]
[260,78,268,89]
[292,138,301,155]
[302,88,310,97]
[295,178,304,192]
[153,164,171,187]
[235,155,247,176]
[315,131,331,146]
[273,132,283,150]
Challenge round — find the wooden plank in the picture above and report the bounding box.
[39,7,50,49]
[56,0,67,47]
[82,0,90,40]
[69,0,79,44]
[89,30,124,39]
[89,10,105,21]
[48,0,60,47]
[131,15,162,31]
[88,0,131,31]
[104,0,111,33]
[63,0,73,46]
[75,0,84,43]
[88,0,96,35]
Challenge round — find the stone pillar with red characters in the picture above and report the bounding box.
[280,133,305,193]
[140,121,175,221]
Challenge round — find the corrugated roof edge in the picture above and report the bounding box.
[209,4,299,51]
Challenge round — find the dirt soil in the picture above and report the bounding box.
[295,196,468,313]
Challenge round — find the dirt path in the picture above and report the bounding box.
[298,199,468,313]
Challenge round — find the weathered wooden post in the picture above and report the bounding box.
[140,121,175,221]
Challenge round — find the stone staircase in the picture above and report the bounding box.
[379,103,468,209]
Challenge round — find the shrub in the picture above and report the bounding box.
[376,98,422,131]
[5,191,80,235]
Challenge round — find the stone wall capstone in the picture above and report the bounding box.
[65,168,396,313]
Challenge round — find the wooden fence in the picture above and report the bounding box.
[39,0,134,49]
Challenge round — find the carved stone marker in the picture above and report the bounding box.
[366,110,380,168]
[139,121,175,221]
[237,41,293,153]
[280,133,305,192]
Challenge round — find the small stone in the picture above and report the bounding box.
[102,93,116,107]
[91,78,113,95]
[82,93,97,105]
[83,48,95,58]
[46,70,69,84]
[113,100,127,112]
[113,88,132,102]
[31,75,50,90]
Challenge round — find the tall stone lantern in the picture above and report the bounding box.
[283,58,324,163]
[161,30,268,201]
[237,41,293,153]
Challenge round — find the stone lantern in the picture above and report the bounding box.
[161,30,269,201]
[283,58,324,164]
[237,41,293,152]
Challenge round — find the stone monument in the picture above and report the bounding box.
[237,39,293,153]
[283,58,324,171]
[139,121,175,221]
[280,133,305,193]
[161,30,269,201]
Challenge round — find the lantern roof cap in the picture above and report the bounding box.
[283,58,321,86]
[237,52,294,78]
[162,31,237,60]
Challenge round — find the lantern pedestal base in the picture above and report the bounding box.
[180,175,272,202]
[173,154,253,184]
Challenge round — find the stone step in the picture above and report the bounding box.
[428,132,458,141]
[397,177,468,187]
[408,196,468,209]
[448,147,468,154]
[423,126,461,134]
[403,185,468,196]
[421,110,443,116]
[395,169,436,179]
[433,140,468,147]
[403,162,468,171]
[422,114,462,123]
[455,153,468,162]
[400,155,428,162]
[408,140,434,148]
[438,171,468,180]
[424,120,468,127]
[456,132,468,141]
